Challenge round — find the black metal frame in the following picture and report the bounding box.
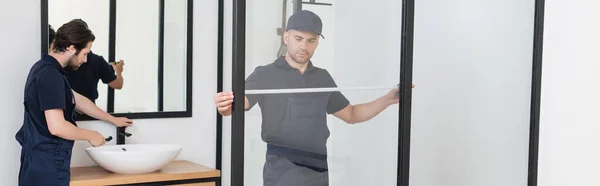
[39,0,194,126]
[117,177,220,186]
[40,0,48,54]
[216,0,225,171]
[398,0,414,185]
[231,0,246,185]
[107,0,117,115]
[528,0,545,185]
[227,0,545,185]
[158,0,166,112]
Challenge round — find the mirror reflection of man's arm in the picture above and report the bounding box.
[108,60,124,89]
[73,90,133,127]
[333,88,401,124]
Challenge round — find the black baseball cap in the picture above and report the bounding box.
[286,10,325,39]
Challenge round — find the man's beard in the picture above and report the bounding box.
[67,55,79,70]
[289,51,311,64]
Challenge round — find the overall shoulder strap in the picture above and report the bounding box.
[23,65,57,112]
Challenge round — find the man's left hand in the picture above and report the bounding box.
[382,88,401,105]
[381,84,414,105]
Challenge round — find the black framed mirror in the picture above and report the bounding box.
[40,0,193,121]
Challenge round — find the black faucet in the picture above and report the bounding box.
[104,131,132,142]
[119,131,132,137]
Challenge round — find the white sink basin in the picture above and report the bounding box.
[86,144,182,174]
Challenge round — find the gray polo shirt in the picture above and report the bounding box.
[246,56,349,158]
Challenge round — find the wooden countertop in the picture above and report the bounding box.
[70,160,220,186]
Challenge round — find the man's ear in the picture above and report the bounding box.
[283,31,289,45]
[67,45,76,56]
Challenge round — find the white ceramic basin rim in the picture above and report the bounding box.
[86,144,182,174]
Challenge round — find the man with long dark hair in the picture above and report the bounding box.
[16,19,133,186]
[49,22,125,106]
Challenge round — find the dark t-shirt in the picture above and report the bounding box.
[245,56,350,157]
[66,51,116,103]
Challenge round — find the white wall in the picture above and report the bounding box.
[410,0,535,185]
[0,1,218,184]
[537,0,600,186]
[0,1,41,185]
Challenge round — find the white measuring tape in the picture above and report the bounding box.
[245,86,399,95]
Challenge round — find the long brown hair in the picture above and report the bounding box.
[51,19,95,55]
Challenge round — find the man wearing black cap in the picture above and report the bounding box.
[214,10,400,186]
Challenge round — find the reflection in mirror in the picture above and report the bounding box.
[113,0,160,113]
[162,0,189,112]
[113,0,189,113]
[49,0,110,111]
[46,0,191,118]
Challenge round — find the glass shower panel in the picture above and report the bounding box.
[242,0,402,185]
[410,0,535,185]
[242,1,287,185]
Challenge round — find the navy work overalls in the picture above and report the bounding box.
[16,55,77,186]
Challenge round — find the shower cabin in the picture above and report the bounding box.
[219,0,545,185]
